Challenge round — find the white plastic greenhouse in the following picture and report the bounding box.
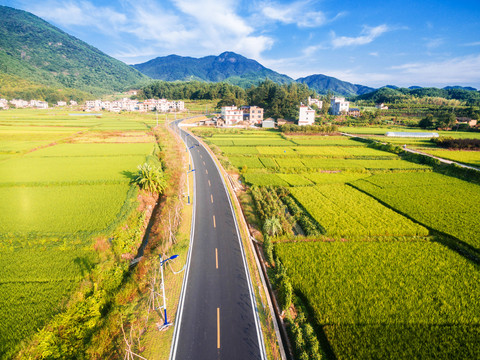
[385,132,439,138]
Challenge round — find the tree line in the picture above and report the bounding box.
[140,79,317,119]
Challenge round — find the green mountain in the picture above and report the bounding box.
[0,5,148,96]
[132,52,293,88]
[355,86,480,105]
[296,74,375,96]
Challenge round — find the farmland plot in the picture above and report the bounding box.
[290,184,428,238]
[276,241,480,360]
[352,172,480,248]
[0,110,157,358]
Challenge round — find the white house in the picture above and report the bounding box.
[298,104,315,125]
[0,99,9,109]
[221,106,243,125]
[330,97,349,115]
[308,96,323,109]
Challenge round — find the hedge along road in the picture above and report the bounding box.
[169,119,267,360]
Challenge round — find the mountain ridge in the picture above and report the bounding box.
[131,51,293,88]
[0,5,148,95]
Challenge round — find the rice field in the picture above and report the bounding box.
[0,109,159,358]
[194,125,480,359]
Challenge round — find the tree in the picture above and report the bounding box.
[436,112,456,129]
[263,217,282,237]
[132,163,167,194]
[419,114,435,129]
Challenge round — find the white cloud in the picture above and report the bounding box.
[29,1,127,33]
[463,41,480,47]
[260,0,344,28]
[27,0,274,62]
[424,37,444,50]
[331,24,389,48]
[390,54,480,86]
[170,0,273,59]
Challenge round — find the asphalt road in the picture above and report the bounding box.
[170,121,266,360]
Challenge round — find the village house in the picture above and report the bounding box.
[308,96,323,109]
[29,100,49,109]
[298,104,316,125]
[0,99,9,110]
[330,97,349,115]
[83,98,184,113]
[221,106,244,125]
[348,108,360,117]
[241,106,264,125]
[456,117,478,127]
[56,101,67,107]
[375,103,388,110]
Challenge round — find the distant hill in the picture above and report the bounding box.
[355,86,480,105]
[443,85,477,91]
[0,5,148,95]
[132,52,293,87]
[296,74,375,96]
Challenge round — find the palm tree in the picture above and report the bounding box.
[263,217,282,237]
[133,163,167,194]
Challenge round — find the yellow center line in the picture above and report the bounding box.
[213,215,216,228]
[208,180,211,187]
[206,169,208,174]
[203,161,206,165]
[211,194,213,203]
[215,248,218,269]
[217,307,220,349]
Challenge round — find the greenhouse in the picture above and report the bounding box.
[385,132,439,138]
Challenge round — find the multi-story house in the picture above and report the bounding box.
[221,106,244,125]
[241,106,264,124]
[308,96,323,109]
[298,104,315,125]
[330,97,349,115]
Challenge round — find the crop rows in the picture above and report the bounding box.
[229,156,265,169]
[0,110,157,357]
[0,155,147,184]
[352,172,480,248]
[0,183,133,235]
[290,184,428,238]
[25,143,154,157]
[275,241,480,359]
[423,149,480,167]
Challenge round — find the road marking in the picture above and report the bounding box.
[203,161,206,165]
[215,248,218,269]
[200,154,202,158]
[217,307,220,349]
[208,180,211,187]
[213,215,216,228]
[211,194,213,203]
[206,169,208,174]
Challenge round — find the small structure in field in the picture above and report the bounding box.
[385,132,439,138]
[262,118,276,128]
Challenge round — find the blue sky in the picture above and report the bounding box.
[2,0,480,88]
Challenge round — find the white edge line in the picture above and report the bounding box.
[169,122,197,360]
[190,131,268,360]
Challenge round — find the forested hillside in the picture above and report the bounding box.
[132,52,293,88]
[0,5,148,97]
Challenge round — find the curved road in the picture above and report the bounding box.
[169,120,266,360]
